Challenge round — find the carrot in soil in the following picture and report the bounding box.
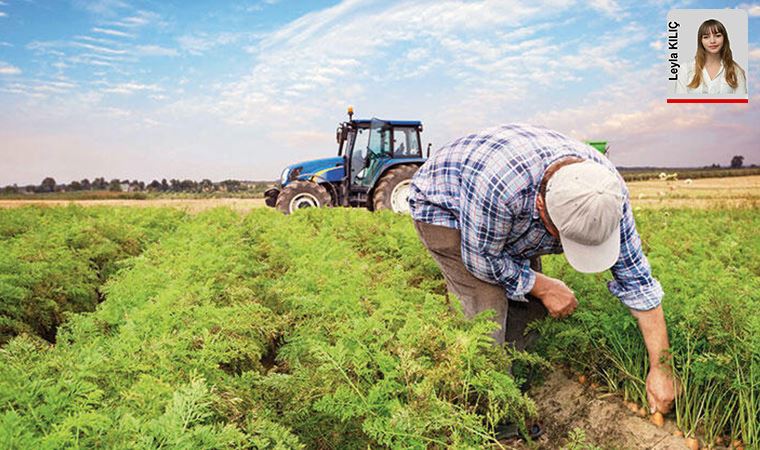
[685,437,700,450]
[649,412,664,427]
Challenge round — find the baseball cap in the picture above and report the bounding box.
[545,160,624,273]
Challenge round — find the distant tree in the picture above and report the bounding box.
[731,155,744,168]
[169,179,180,192]
[147,180,161,192]
[179,179,197,192]
[2,184,19,194]
[80,179,91,190]
[108,179,122,192]
[68,181,82,191]
[200,179,213,192]
[220,179,241,192]
[160,179,169,192]
[92,177,107,190]
[24,185,36,194]
[138,181,145,191]
[39,177,57,193]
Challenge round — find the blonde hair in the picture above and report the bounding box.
[687,19,741,90]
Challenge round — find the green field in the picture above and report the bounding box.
[0,206,757,448]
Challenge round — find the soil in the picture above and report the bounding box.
[503,370,690,449]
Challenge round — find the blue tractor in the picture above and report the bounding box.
[265,108,428,214]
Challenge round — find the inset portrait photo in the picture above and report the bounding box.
[667,9,748,103]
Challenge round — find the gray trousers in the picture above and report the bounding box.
[414,220,547,349]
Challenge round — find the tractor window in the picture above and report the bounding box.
[368,122,391,156]
[393,127,421,157]
[350,128,370,185]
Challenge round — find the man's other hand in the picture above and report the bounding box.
[647,366,677,414]
[530,273,578,318]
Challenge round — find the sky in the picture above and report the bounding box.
[0,0,758,185]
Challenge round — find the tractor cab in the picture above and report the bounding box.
[337,114,425,209]
[265,108,427,214]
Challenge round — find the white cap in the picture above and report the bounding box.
[545,160,624,273]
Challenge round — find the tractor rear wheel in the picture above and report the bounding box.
[275,181,332,215]
[373,165,418,214]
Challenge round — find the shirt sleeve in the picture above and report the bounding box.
[458,168,536,301]
[608,194,664,310]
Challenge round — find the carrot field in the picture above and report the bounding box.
[0,203,757,449]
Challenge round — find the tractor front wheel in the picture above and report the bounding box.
[373,165,418,214]
[275,181,332,215]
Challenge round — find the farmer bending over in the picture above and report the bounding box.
[409,124,676,419]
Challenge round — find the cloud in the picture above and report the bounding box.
[0,12,7,18]
[736,3,760,16]
[178,32,258,55]
[750,47,760,62]
[135,45,178,57]
[0,62,21,75]
[72,41,126,55]
[72,0,129,16]
[107,10,160,28]
[92,27,135,38]
[588,0,624,17]
[101,82,163,94]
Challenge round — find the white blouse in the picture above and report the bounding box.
[675,61,747,95]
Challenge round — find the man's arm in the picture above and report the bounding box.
[630,305,676,413]
[609,196,675,413]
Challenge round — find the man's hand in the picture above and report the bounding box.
[530,273,578,318]
[646,365,676,414]
[630,305,677,414]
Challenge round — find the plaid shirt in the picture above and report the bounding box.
[409,124,663,311]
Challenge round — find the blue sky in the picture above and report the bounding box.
[0,0,758,185]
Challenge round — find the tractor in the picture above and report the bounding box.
[264,107,610,215]
[265,108,428,214]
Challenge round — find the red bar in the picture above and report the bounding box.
[667,98,748,103]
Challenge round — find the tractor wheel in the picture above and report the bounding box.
[275,181,332,215]
[372,165,419,214]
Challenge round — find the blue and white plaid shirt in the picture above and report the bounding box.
[409,123,663,311]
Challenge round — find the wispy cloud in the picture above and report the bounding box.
[72,41,127,55]
[0,62,21,75]
[750,47,760,62]
[0,12,7,18]
[101,82,162,94]
[107,10,160,28]
[135,44,178,57]
[72,0,130,16]
[737,3,760,16]
[92,27,135,38]
[178,32,257,55]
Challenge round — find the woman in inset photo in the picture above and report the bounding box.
[676,19,747,94]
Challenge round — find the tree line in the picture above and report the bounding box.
[1,177,272,195]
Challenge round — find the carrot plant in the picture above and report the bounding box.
[0,206,185,344]
[536,207,759,447]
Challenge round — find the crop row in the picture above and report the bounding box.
[0,206,185,345]
[1,208,538,448]
[1,206,756,448]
